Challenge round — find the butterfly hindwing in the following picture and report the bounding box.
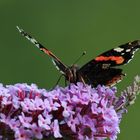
[77,62,124,87]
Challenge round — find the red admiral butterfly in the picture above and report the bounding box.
[17,26,140,87]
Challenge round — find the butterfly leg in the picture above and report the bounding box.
[79,75,86,86]
[65,78,67,87]
[51,74,64,90]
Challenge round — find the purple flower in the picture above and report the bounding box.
[38,114,51,130]
[14,127,32,140]
[0,77,139,140]
[67,115,79,132]
[18,112,32,128]
[51,119,62,138]
[30,123,43,139]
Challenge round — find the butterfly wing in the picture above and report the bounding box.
[94,40,140,66]
[78,40,140,86]
[17,26,68,75]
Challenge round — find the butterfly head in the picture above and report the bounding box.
[64,64,79,83]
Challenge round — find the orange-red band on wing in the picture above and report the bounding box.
[40,48,51,55]
[95,56,124,64]
[40,48,62,62]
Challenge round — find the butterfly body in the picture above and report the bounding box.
[17,26,140,87]
[63,65,79,83]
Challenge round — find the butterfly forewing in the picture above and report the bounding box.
[17,26,68,75]
[95,40,140,66]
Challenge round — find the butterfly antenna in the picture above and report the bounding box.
[72,51,86,65]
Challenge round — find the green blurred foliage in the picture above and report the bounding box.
[0,0,140,139]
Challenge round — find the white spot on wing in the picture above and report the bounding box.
[127,59,132,63]
[52,59,57,65]
[126,48,139,64]
[52,59,64,74]
[126,49,131,52]
[132,48,139,54]
[30,38,37,44]
[25,36,30,40]
[36,44,40,48]
[114,47,124,52]
[56,66,60,70]
[16,26,23,33]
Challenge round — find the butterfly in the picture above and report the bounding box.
[17,26,140,87]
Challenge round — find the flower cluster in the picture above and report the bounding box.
[0,76,140,140]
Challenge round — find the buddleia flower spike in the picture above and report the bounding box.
[0,76,140,139]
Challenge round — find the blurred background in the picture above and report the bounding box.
[0,0,140,139]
